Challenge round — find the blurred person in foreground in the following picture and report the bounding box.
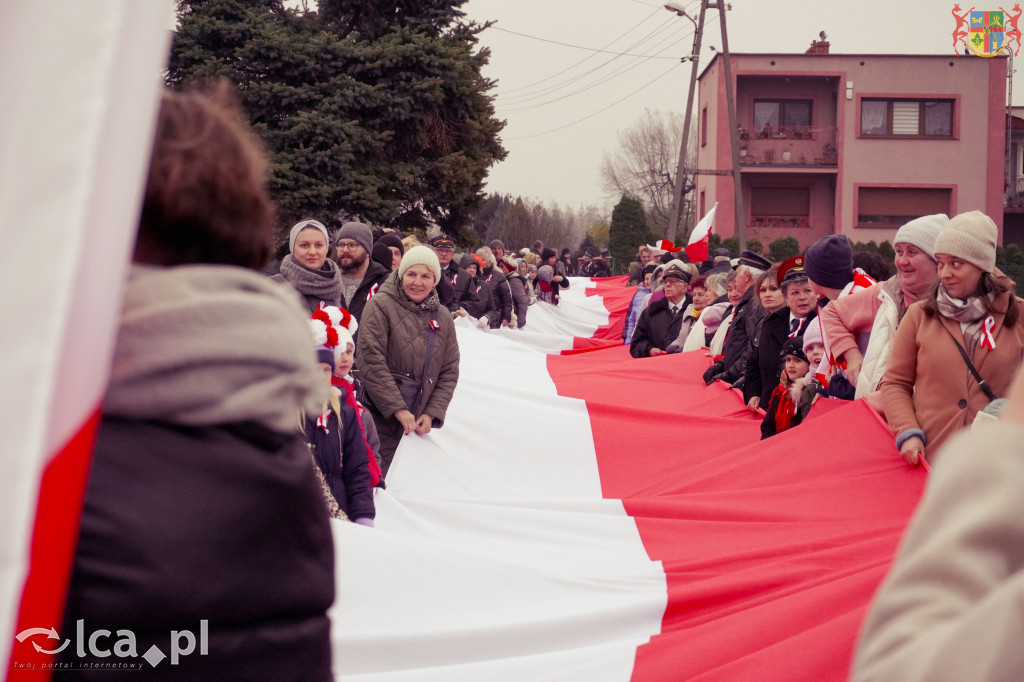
[851,360,1024,682]
[58,86,335,679]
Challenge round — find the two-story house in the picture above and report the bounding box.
[694,41,1007,250]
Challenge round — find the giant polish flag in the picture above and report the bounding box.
[329,278,927,680]
[0,4,172,678]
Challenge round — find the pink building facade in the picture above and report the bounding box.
[694,47,1007,249]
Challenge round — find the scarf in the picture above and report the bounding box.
[104,264,325,434]
[936,285,996,355]
[771,373,798,433]
[278,254,343,306]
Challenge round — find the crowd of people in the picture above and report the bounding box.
[623,212,1024,451]
[56,84,1024,679]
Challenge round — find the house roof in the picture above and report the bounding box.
[696,52,1004,82]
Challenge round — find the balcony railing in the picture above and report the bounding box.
[738,126,838,167]
[748,214,835,231]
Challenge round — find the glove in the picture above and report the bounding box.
[703,362,723,385]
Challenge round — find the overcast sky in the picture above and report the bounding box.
[461,0,1024,212]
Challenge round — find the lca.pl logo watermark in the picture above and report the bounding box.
[12,620,208,670]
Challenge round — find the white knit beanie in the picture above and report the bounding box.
[289,219,330,253]
[894,213,948,260]
[933,210,998,273]
[398,245,441,283]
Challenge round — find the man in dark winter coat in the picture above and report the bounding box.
[743,262,818,410]
[479,246,514,327]
[590,251,612,278]
[700,247,733,275]
[630,262,693,357]
[703,250,771,383]
[431,234,479,316]
[460,253,497,321]
[336,221,390,333]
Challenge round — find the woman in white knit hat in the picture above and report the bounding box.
[880,210,1024,466]
[356,245,460,476]
[818,213,948,404]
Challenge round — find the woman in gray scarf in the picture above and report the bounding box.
[271,218,344,313]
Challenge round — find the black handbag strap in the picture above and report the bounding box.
[416,311,438,410]
[946,327,998,402]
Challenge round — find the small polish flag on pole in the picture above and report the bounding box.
[684,203,718,263]
[647,240,683,253]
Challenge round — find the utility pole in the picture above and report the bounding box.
[664,0,708,244]
[717,2,746,250]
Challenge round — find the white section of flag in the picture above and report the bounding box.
[686,202,718,247]
[0,2,172,674]
[329,317,667,680]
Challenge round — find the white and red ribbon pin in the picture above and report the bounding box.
[981,315,997,351]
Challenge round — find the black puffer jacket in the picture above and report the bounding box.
[482,265,513,324]
[305,399,375,521]
[58,418,335,681]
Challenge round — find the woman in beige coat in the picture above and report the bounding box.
[356,246,460,476]
[880,210,1024,465]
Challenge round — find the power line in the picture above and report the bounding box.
[499,28,691,113]
[490,25,681,59]
[497,7,666,95]
[497,18,686,106]
[507,61,683,140]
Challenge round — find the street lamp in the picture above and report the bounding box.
[663,1,705,243]
[664,2,696,24]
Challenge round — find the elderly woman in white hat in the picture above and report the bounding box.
[356,246,460,476]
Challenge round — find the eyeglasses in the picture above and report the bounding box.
[337,241,362,251]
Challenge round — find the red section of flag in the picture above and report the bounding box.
[648,240,683,253]
[565,276,633,354]
[547,276,925,681]
[547,344,926,681]
[7,407,100,678]
[683,235,709,263]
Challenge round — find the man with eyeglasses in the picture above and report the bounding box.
[430,234,478,316]
[335,221,390,331]
[629,261,692,358]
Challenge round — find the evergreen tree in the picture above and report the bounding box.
[499,197,534,249]
[168,0,506,242]
[609,196,652,275]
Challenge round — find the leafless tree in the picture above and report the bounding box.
[599,108,696,236]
